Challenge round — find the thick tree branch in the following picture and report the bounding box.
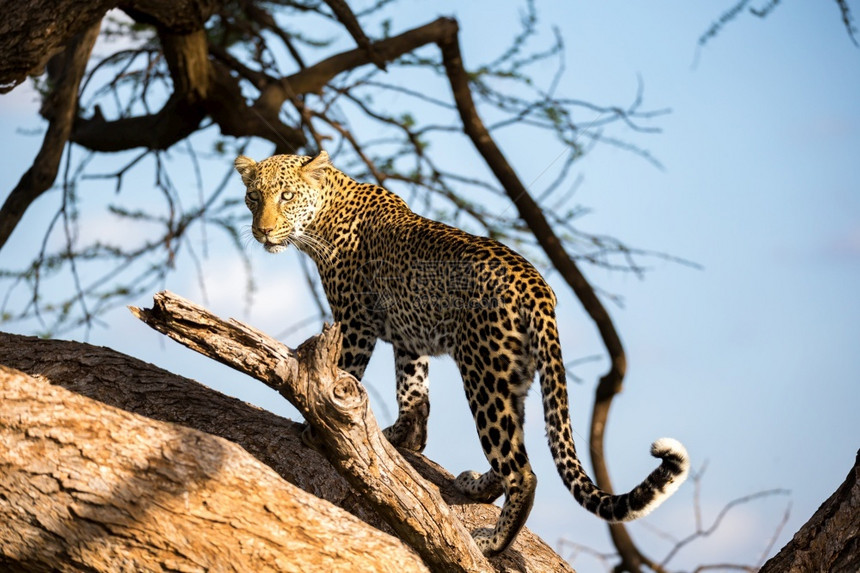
[68,24,213,152]
[0,0,223,91]
[760,451,860,572]
[69,27,306,154]
[130,291,492,573]
[70,97,207,152]
[0,22,100,251]
[69,17,456,156]
[207,62,306,154]
[0,330,574,572]
[0,331,383,528]
[0,0,114,92]
[264,18,458,104]
[0,365,428,572]
[160,28,212,98]
[70,25,212,152]
[119,0,220,32]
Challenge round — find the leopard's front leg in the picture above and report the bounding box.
[383,347,430,452]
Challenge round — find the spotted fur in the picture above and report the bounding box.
[236,151,690,556]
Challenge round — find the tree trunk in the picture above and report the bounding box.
[0,365,427,573]
[759,451,860,573]
[0,293,575,572]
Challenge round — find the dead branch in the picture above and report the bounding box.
[0,331,380,527]
[437,26,651,573]
[129,290,491,573]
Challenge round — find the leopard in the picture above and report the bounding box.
[235,150,690,556]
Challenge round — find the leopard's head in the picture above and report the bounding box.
[234,151,331,254]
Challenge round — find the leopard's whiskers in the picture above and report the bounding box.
[291,231,335,262]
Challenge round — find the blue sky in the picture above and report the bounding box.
[1,2,859,571]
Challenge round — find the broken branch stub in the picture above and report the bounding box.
[130,290,491,573]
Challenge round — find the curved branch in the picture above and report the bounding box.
[214,17,459,153]
[71,27,212,152]
[439,25,658,573]
[266,17,458,102]
[70,97,207,152]
[13,14,456,191]
[0,22,100,251]
[206,62,306,154]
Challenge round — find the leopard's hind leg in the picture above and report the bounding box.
[454,339,537,556]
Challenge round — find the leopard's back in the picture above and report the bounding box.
[338,208,545,355]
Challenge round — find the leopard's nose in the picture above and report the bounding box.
[257,225,274,236]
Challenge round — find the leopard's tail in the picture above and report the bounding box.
[532,311,689,522]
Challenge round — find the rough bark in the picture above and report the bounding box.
[0,0,114,92]
[0,324,574,572]
[760,451,860,573]
[0,365,428,573]
[119,0,220,32]
[0,331,381,529]
[0,0,221,91]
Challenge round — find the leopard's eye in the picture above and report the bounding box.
[281,191,295,202]
[246,190,260,203]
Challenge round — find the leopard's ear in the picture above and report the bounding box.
[234,155,257,187]
[301,150,331,186]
